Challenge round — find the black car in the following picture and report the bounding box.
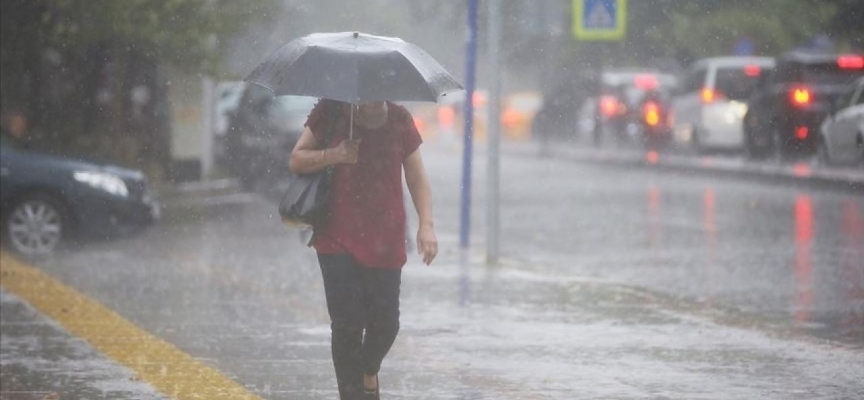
[576,69,678,148]
[225,84,317,189]
[0,134,159,255]
[743,52,864,159]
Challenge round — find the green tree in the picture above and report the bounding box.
[642,0,837,63]
[1,0,279,170]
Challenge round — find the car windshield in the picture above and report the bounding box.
[269,96,318,130]
[271,96,318,114]
[714,68,764,100]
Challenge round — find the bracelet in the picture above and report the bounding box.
[320,149,326,163]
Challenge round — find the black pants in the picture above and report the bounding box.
[318,254,402,400]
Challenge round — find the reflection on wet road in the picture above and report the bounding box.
[794,195,813,326]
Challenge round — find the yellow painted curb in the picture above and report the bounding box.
[0,252,264,400]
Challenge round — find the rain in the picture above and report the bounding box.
[1,1,863,399]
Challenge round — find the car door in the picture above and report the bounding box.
[826,83,864,162]
[0,142,26,207]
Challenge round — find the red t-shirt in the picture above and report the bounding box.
[306,100,423,269]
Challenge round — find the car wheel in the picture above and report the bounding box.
[746,117,782,160]
[744,130,759,159]
[857,132,864,166]
[692,128,705,154]
[817,136,832,166]
[3,193,67,256]
[770,125,787,162]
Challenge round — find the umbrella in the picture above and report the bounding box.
[245,32,463,104]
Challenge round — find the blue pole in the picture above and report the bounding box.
[460,0,478,249]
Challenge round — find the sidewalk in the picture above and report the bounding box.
[3,237,863,399]
[0,290,167,400]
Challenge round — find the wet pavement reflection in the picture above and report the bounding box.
[628,183,862,341]
[794,195,813,326]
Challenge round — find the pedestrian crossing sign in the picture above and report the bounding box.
[573,0,627,41]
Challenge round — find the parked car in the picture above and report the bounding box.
[671,56,775,152]
[212,81,246,166]
[743,52,864,159]
[225,84,317,189]
[0,134,159,255]
[577,69,678,147]
[818,76,864,165]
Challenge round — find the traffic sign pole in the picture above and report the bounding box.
[486,0,502,265]
[460,0,478,249]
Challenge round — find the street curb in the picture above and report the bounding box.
[509,143,864,192]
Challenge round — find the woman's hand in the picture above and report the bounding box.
[417,223,438,265]
[291,127,361,173]
[332,138,362,164]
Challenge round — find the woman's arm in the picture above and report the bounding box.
[404,148,437,265]
[290,126,360,174]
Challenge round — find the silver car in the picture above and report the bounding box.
[671,56,775,152]
[819,77,864,165]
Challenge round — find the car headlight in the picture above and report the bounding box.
[73,171,129,197]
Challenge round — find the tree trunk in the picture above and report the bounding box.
[109,42,139,167]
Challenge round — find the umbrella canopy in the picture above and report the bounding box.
[245,32,463,104]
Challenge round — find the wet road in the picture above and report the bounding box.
[1,140,863,399]
[438,141,864,343]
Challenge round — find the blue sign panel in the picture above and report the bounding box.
[573,0,626,41]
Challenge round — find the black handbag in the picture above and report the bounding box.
[278,103,339,227]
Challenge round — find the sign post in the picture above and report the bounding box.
[460,0,478,250]
[486,0,502,265]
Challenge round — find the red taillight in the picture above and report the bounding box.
[600,95,622,118]
[472,92,487,107]
[501,108,519,129]
[795,126,809,140]
[701,88,724,103]
[789,87,812,107]
[634,74,658,90]
[437,106,455,128]
[744,64,762,77]
[643,101,661,126]
[837,54,864,69]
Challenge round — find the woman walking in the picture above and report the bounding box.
[290,99,438,399]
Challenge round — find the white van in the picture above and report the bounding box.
[671,56,775,151]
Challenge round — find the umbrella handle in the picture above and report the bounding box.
[349,105,354,141]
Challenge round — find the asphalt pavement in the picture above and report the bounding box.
[1,140,863,399]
